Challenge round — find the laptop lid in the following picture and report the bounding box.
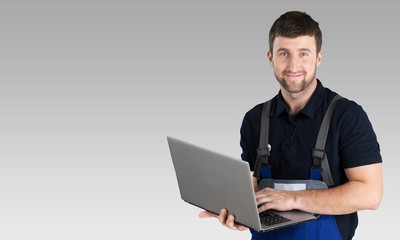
[167,136,316,232]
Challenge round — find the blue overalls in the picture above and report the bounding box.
[250,95,343,240]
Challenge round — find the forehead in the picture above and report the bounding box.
[273,36,317,52]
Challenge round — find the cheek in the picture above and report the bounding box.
[273,66,285,75]
[302,61,316,70]
[272,61,287,72]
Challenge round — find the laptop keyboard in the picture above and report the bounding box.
[259,210,291,226]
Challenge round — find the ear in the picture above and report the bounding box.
[316,51,322,67]
[267,51,273,66]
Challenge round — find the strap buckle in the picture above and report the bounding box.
[253,145,271,180]
[257,147,270,164]
[312,148,325,168]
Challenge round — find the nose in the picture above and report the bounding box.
[288,55,300,71]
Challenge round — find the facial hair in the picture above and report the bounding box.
[275,65,317,94]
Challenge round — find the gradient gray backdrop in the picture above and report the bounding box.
[0,1,397,239]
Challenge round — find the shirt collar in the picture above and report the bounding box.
[273,79,326,118]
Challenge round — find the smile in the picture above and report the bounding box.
[284,72,304,78]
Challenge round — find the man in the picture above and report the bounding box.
[200,11,383,239]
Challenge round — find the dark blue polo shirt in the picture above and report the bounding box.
[240,80,381,239]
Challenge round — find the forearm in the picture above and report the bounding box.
[256,163,383,215]
[293,180,382,215]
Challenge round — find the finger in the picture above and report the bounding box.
[237,225,249,231]
[255,187,272,197]
[258,202,269,213]
[259,199,279,213]
[256,189,277,206]
[199,211,218,218]
[218,209,228,225]
[226,214,238,230]
[256,194,272,206]
[226,214,249,231]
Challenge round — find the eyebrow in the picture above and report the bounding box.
[276,48,312,52]
[298,48,312,52]
[276,48,289,52]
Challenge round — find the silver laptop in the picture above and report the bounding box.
[167,136,318,232]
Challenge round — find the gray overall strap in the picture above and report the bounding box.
[253,100,272,180]
[259,100,271,152]
[312,94,342,186]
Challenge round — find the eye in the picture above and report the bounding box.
[279,52,288,57]
[300,52,309,57]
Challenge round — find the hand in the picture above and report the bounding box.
[199,209,249,231]
[256,187,296,213]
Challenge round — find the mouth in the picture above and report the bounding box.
[284,72,304,79]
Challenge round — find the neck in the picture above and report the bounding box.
[281,79,317,116]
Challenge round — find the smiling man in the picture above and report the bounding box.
[269,35,321,116]
[200,11,383,240]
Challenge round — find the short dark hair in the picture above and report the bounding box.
[269,11,322,54]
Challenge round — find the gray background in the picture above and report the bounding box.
[0,0,397,239]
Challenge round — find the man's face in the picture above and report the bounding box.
[268,36,322,94]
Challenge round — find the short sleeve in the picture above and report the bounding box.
[338,101,382,168]
[240,104,263,171]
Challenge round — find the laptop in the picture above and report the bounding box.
[167,136,318,232]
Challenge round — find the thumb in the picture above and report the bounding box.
[199,210,217,218]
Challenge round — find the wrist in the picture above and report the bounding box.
[291,190,303,210]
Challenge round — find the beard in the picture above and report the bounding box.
[275,68,317,94]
